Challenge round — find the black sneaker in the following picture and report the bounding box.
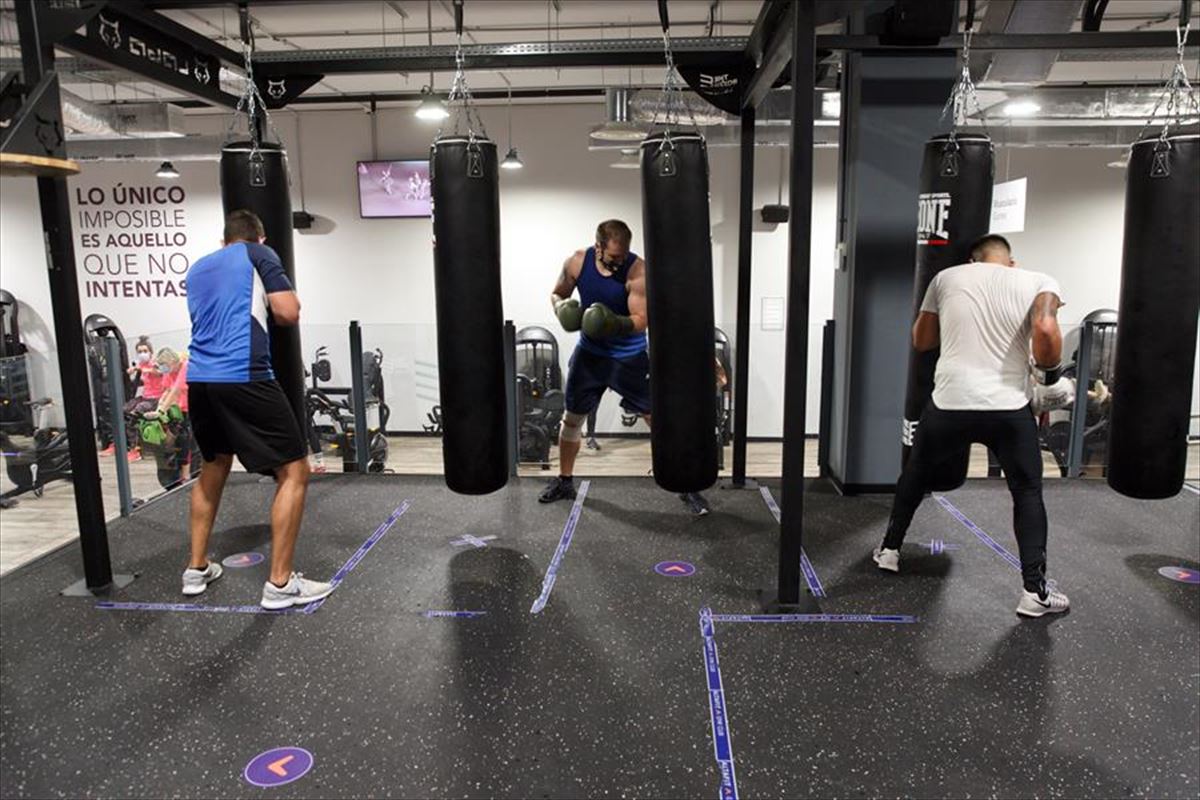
[679,492,710,516]
[539,475,577,503]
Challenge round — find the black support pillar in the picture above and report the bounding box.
[827,49,956,493]
[768,0,817,611]
[13,0,129,594]
[729,106,755,487]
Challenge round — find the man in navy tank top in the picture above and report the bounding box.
[539,219,710,515]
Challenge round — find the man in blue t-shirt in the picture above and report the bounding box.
[540,219,711,516]
[179,209,334,610]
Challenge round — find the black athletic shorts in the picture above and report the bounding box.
[189,380,306,474]
[564,345,651,416]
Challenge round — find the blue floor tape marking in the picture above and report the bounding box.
[420,610,487,619]
[700,608,739,800]
[710,613,918,624]
[933,494,1021,572]
[530,480,590,614]
[304,499,411,613]
[758,486,826,598]
[96,601,297,615]
[96,501,411,616]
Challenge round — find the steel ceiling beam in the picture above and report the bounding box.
[740,1,871,110]
[59,32,241,107]
[249,37,749,76]
[105,0,244,65]
[820,30,1195,51]
[742,6,794,110]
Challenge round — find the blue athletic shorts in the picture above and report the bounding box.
[564,345,651,416]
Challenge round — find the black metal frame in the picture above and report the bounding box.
[12,0,1197,597]
[726,0,821,610]
[11,0,123,593]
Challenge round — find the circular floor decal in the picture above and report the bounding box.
[222,552,265,568]
[244,746,313,788]
[654,561,696,577]
[1157,566,1200,584]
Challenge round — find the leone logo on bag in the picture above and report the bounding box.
[917,192,952,246]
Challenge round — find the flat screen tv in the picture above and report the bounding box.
[356,159,431,218]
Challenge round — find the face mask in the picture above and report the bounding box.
[156,363,172,374]
[596,247,625,273]
[136,352,151,364]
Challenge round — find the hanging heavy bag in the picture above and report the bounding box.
[1107,133,1200,499]
[220,141,307,429]
[430,136,508,495]
[640,131,719,493]
[901,133,994,490]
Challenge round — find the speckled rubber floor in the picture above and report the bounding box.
[1,474,1196,799]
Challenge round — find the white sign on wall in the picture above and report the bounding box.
[761,297,785,331]
[990,177,1027,234]
[68,166,222,338]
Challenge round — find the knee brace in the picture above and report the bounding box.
[560,411,587,442]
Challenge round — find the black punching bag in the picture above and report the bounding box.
[901,133,994,490]
[220,141,306,429]
[640,131,718,493]
[430,136,508,495]
[1108,133,1200,499]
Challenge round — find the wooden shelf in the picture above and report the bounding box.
[0,152,81,178]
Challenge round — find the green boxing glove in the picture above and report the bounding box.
[555,297,583,332]
[582,302,635,339]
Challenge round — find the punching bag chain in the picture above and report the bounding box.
[939,25,989,152]
[441,0,488,143]
[1131,21,1197,154]
[225,6,282,182]
[649,2,700,151]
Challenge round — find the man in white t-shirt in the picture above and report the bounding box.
[874,234,1071,618]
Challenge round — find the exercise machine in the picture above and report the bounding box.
[83,314,131,451]
[514,326,565,467]
[305,345,390,472]
[1,289,72,505]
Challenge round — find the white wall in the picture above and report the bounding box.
[1,104,1196,435]
[0,178,65,424]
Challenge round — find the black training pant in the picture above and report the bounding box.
[884,403,1048,593]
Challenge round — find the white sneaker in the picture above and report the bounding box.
[1016,587,1070,618]
[261,572,336,610]
[181,561,223,596]
[872,546,900,573]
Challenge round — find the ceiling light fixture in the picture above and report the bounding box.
[415,2,446,122]
[415,87,449,121]
[155,161,180,179]
[500,86,524,170]
[610,148,640,170]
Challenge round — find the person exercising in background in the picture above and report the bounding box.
[874,234,1070,618]
[540,219,710,516]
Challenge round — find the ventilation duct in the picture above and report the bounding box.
[60,90,115,138]
[971,86,1200,125]
[589,88,651,141]
[67,135,224,162]
[59,90,187,140]
[972,0,1085,84]
[627,90,731,127]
